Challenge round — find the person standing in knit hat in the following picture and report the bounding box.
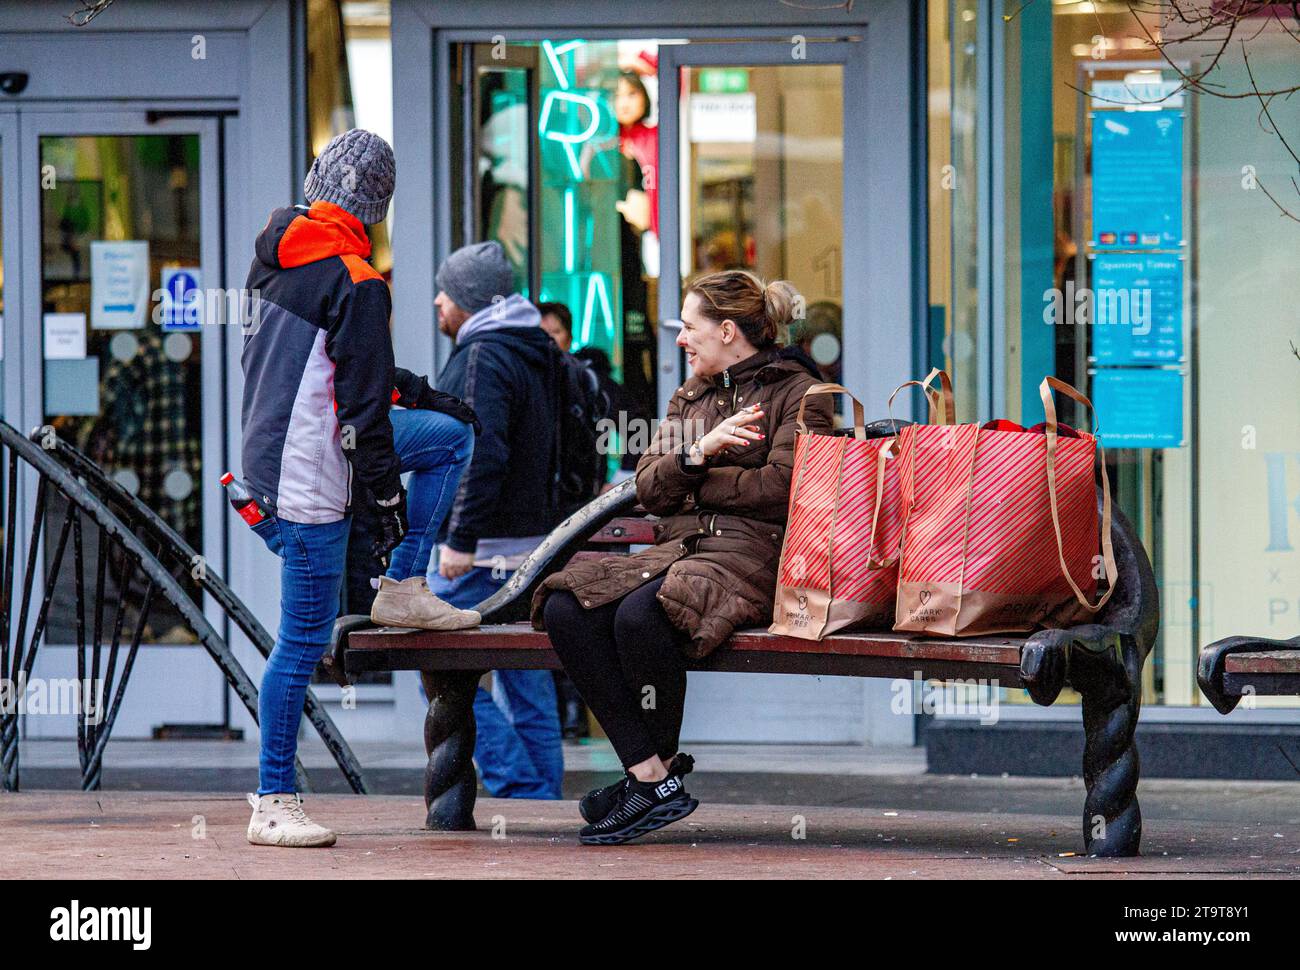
[239,129,480,848]
[428,240,568,800]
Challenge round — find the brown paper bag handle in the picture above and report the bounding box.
[1040,376,1117,613]
[797,382,866,440]
[865,436,902,570]
[886,368,956,429]
[868,366,954,571]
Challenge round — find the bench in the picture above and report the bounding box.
[339,472,1160,857]
[1197,635,1300,713]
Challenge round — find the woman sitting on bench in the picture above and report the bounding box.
[533,269,834,844]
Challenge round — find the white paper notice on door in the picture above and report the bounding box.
[44,312,88,359]
[91,240,150,330]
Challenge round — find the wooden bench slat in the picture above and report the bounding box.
[346,622,1026,684]
[349,622,1022,663]
[588,517,657,544]
[1224,650,1300,675]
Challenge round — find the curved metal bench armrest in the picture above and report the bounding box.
[1019,498,1159,706]
[474,478,642,623]
[1198,634,1300,714]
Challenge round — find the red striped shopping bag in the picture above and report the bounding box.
[893,376,1117,636]
[769,376,951,640]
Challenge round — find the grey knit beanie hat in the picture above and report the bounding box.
[304,128,395,225]
[435,241,515,314]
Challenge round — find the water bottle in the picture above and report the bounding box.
[220,472,267,526]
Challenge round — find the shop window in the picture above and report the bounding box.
[452,37,851,472]
[451,39,668,476]
[985,2,1300,708]
[306,0,395,683]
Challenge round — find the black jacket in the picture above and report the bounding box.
[437,307,564,553]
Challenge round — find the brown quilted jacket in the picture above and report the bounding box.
[530,346,834,658]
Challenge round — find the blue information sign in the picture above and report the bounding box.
[1092,368,1184,449]
[1090,254,1183,364]
[1091,110,1183,250]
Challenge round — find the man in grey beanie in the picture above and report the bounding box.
[434,240,516,318]
[240,129,480,848]
[428,240,568,799]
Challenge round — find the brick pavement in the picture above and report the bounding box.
[2,790,1296,879]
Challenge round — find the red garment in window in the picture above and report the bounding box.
[619,120,659,237]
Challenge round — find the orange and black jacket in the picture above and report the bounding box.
[240,201,401,523]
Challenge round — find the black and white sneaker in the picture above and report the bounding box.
[579,768,699,846]
[579,753,695,824]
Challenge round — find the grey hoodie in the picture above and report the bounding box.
[455,293,541,345]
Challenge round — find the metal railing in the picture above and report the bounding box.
[0,421,369,793]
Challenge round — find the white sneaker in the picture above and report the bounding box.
[369,576,482,631]
[246,793,337,848]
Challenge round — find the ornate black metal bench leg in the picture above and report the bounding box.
[420,669,480,831]
[1072,631,1143,857]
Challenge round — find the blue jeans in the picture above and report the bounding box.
[430,566,564,799]
[252,514,350,795]
[386,408,475,583]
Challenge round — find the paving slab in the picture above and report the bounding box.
[1,790,1296,879]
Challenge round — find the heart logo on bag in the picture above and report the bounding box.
[797,594,808,610]
[919,590,931,605]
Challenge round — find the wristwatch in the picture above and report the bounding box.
[686,439,706,465]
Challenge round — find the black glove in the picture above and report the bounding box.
[393,367,482,435]
[372,486,408,563]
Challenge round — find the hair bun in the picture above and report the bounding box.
[763,280,800,329]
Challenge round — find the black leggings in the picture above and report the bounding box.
[544,577,689,769]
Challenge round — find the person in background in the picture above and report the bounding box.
[240,129,477,848]
[432,242,566,799]
[537,301,573,353]
[537,299,627,489]
[613,70,658,241]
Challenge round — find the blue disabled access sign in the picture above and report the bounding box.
[1089,253,1184,365]
[160,267,202,331]
[1092,368,1184,449]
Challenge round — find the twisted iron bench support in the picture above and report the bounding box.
[1020,500,1158,857]
[420,670,481,831]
